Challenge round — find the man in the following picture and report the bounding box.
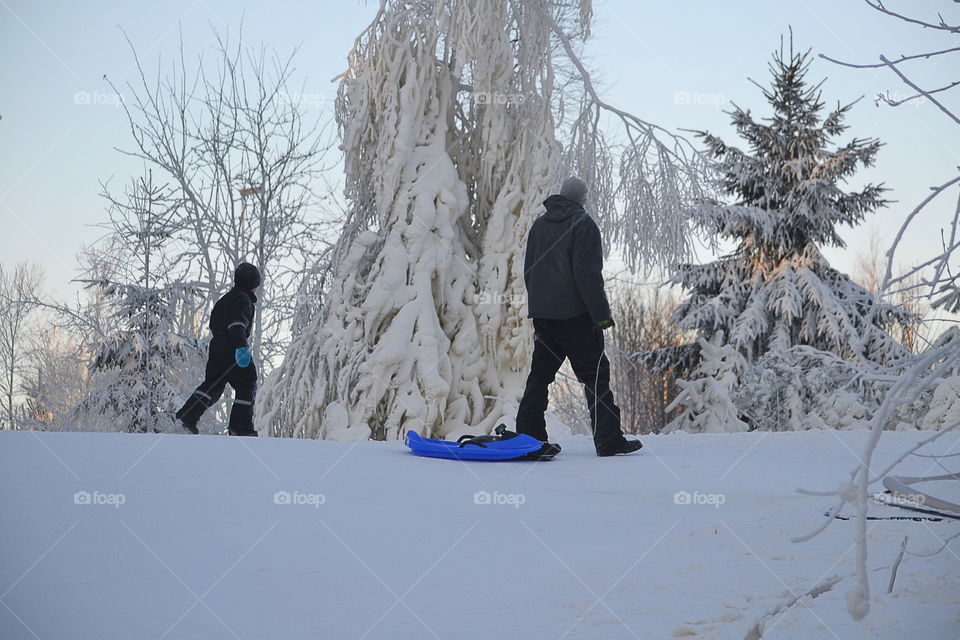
[176,262,261,436]
[516,177,642,456]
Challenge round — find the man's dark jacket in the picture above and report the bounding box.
[209,288,256,348]
[524,195,612,323]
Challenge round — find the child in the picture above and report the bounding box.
[176,263,261,436]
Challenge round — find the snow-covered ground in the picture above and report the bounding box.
[1,428,958,639]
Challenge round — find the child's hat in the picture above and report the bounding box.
[234,263,261,290]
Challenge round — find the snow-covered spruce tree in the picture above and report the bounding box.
[666,333,747,433]
[666,39,914,432]
[76,283,204,432]
[259,0,712,440]
[72,174,206,433]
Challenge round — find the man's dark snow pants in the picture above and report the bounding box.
[515,313,626,452]
[176,336,257,436]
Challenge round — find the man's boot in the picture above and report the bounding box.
[597,439,643,457]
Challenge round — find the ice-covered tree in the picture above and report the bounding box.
[77,283,203,432]
[73,174,205,432]
[0,262,44,429]
[607,288,688,434]
[666,333,747,433]
[673,39,912,365]
[663,38,915,432]
[259,0,712,440]
[106,27,331,368]
[20,326,88,430]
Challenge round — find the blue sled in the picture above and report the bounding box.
[405,430,544,461]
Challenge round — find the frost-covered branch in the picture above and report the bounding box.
[862,0,960,33]
[820,3,960,311]
[532,0,714,273]
[103,24,333,369]
[821,45,960,69]
[877,54,960,126]
[0,262,44,429]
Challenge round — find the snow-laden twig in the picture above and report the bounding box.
[887,535,908,594]
[820,46,960,70]
[878,54,960,126]
[863,0,960,33]
[742,572,851,640]
[813,2,960,619]
[907,529,960,558]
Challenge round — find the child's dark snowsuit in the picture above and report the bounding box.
[176,264,260,436]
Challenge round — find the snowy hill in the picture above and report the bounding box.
[1,429,958,639]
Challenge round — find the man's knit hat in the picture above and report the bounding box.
[559,176,588,205]
[234,262,262,290]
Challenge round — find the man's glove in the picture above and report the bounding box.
[594,318,615,331]
[235,347,253,368]
[593,318,614,343]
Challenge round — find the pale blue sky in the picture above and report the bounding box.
[2,0,958,299]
